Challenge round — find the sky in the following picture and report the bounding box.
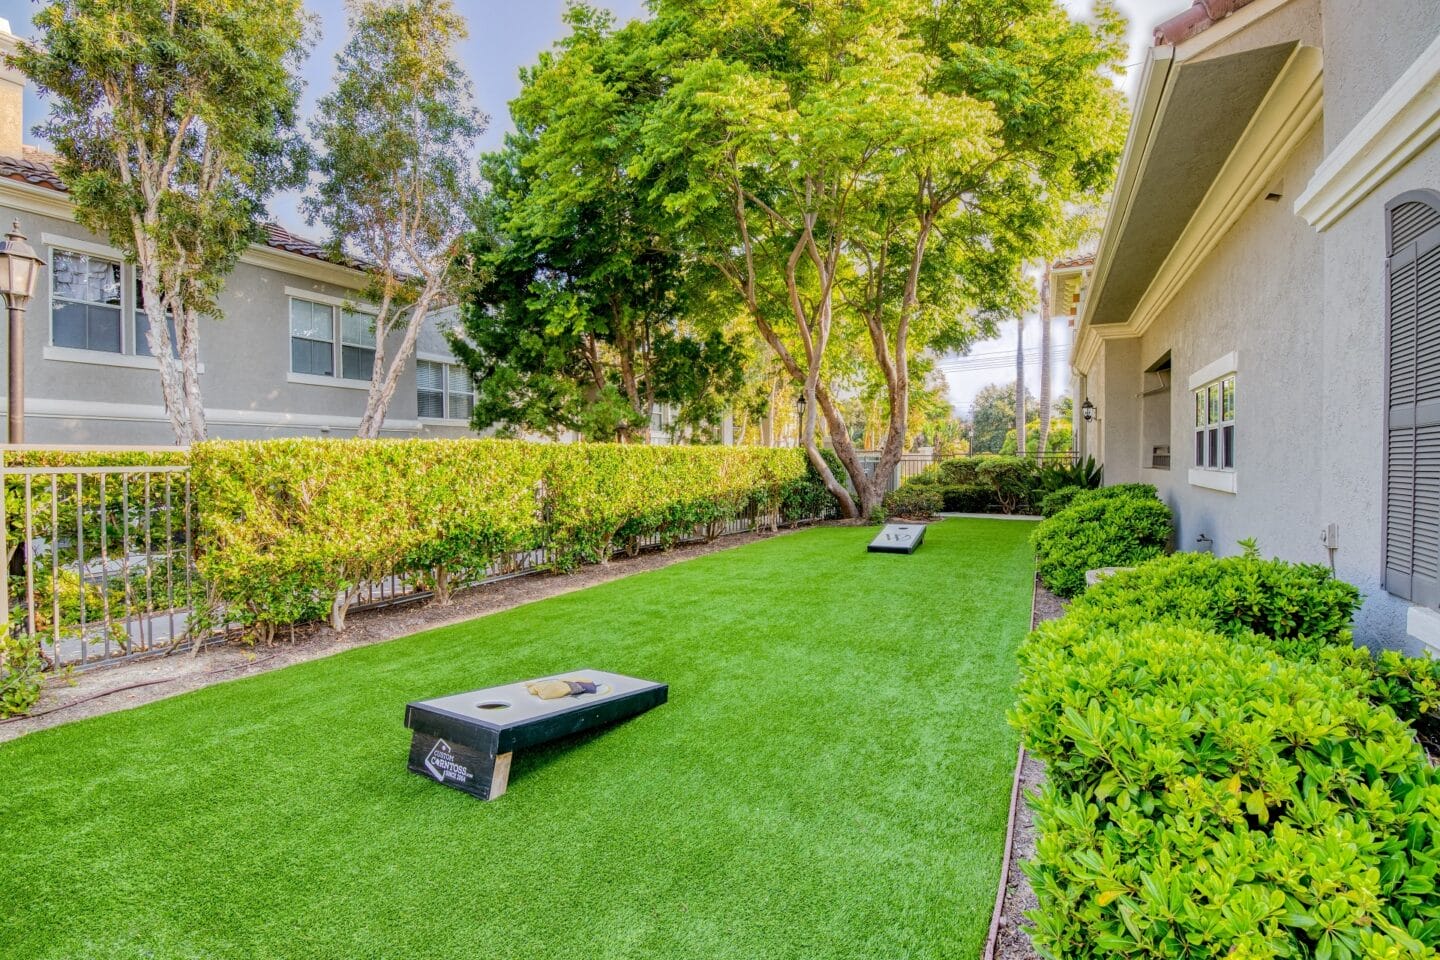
[0,0,1184,417]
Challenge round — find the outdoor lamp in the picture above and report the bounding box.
[1080,398,1096,423]
[0,220,43,444]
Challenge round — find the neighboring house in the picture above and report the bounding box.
[0,22,476,444]
[1069,0,1440,653]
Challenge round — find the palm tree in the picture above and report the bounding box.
[1037,262,1054,460]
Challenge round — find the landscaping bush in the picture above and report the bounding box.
[0,625,44,718]
[975,456,1037,514]
[1014,620,1440,959]
[1030,486,1172,598]
[192,439,823,636]
[779,449,845,526]
[938,483,994,513]
[882,484,942,520]
[1039,485,1083,517]
[1034,455,1102,495]
[1064,550,1362,661]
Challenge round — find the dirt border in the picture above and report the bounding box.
[1,524,824,744]
[984,577,1065,960]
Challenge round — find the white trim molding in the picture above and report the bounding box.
[416,350,460,365]
[6,396,421,434]
[1189,351,1239,391]
[286,372,372,391]
[1189,468,1238,494]
[41,232,123,260]
[284,286,377,313]
[43,345,205,374]
[1296,32,1440,231]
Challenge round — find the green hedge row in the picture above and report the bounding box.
[1013,552,1440,958]
[191,439,833,637]
[895,455,1102,517]
[1031,484,1174,598]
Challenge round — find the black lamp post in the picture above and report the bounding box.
[795,391,808,446]
[0,221,44,443]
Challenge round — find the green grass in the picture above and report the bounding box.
[0,519,1036,960]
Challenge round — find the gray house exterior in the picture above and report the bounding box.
[1070,0,1440,654]
[0,22,477,446]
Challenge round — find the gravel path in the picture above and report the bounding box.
[992,578,1066,960]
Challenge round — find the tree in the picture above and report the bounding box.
[971,382,1035,455]
[12,0,311,444]
[1036,267,1052,459]
[452,10,745,443]
[1015,313,1027,458]
[306,0,484,439]
[628,0,1128,516]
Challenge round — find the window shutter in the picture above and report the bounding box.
[1387,197,1440,604]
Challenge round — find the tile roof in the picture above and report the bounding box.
[1052,253,1096,271]
[1154,0,1258,46]
[0,152,367,273]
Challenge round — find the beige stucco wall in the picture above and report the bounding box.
[1319,0,1440,151]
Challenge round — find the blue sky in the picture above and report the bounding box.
[0,0,1181,415]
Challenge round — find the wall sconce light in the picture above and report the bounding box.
[1080,398,1096,423]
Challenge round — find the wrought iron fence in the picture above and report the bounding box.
[3,454,799,672]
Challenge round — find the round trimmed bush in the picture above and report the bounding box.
[882,484,942,520]
[1030,487,1173,598]
[1039,485,1084,517]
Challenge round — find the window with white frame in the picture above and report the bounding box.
[417,359,474,421]
[1193,374,1236,471]
[51,249,123,353]
[134,276,178,359]
[339,309,376,380]
[289,298,336,377]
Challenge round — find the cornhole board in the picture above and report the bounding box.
[868,523,926,555]
[404,669,667,801]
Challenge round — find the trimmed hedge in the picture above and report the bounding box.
[191,439,830,636]
[882,484,942,520]
[897,455,1101,516]
[1031,485,1173,598]
[1039,484,1083,517]
[1014,619,1440,959]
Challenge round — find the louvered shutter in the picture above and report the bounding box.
[1387,197,1440,604]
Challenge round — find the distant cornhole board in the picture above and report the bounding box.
[404,670,668,801]
[868,523,926,555]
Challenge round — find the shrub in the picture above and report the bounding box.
[1039,485,1083,517]
[883,484,942,520]
[0,625,44,718]
[192,439,820,636]
[1031,488,1173,598]
[975,455,1038,514]
[779,449,844,526]
[1013,620,1440,959]
[938,483,994,513]
[1065,551,1362,661]
[1034,455,1102,495]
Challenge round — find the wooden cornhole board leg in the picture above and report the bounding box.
[489,752,513,800]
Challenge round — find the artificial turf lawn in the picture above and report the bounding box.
[0,518,1036,960]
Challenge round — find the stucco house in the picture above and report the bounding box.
[0,21,479,445]
[1070,0,1440,654]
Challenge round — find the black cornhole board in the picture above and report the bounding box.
[404,669,667,800]
[868,523,926,554]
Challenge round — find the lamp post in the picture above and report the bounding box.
[795,391,808,447]
[0,221,43,443]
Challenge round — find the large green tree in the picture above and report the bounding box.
[971,381,1036,455]
[453,9,744,443]
[307,0,484,439]
[623,0,1129,515]
[11,0,311,443]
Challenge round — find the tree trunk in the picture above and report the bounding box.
[1037,264,1053,461]
[1015,313,1027,458]
[358,285,442,439]
[137,262,203,445]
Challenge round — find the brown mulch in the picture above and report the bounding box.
[991,578,1067,960]
[0,525,817,744]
